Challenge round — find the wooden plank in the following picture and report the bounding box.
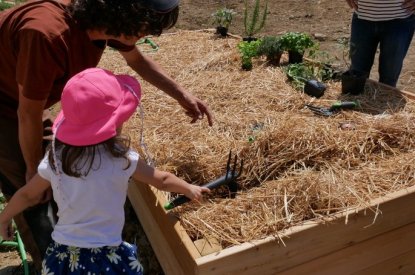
[366,79,415,101]
[297,61,415,101]
[194,238,222,256]
[128,182,201,275]
[355,248,415,275]
[279,222,415,274]
[195,186,415,275]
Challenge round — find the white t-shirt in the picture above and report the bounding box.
[38,146,139,248]
[357,0,411,21]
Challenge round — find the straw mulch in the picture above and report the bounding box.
[98,30,415,249]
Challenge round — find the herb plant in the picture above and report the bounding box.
[280,32,316,54]
[238,39,262,70]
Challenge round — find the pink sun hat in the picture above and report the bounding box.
[53,68,141,146]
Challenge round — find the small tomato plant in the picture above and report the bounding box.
[212,8,236,29]
[285,63,315,90]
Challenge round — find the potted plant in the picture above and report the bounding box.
[285,63,327,98]
[280,32,316,64]
[338,40,367,95]
[238,39,262,70]
[341,69,367,95]
[256,35,283,66]
[211,8,237,37]
[243,0,268,42]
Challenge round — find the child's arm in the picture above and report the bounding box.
[0,174,51,240]
[132,159,210,201]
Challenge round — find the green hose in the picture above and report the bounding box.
[16,231,29,275]
[137,38,159,52]
[0,231,29,275]
[1,240,18,246]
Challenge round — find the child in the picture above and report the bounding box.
[0,68,210,274]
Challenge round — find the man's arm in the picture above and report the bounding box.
[17,86,47,182]
[345,0,358,10]
[403,0,415,12]
[120,47,213,126]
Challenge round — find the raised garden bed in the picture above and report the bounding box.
[128,182,415,274]
[98,30,415,274]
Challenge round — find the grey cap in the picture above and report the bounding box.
[143,0,180,12]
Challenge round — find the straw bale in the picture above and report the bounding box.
[98,30,415,248]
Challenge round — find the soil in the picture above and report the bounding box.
[1,0,415,274]
[174,0,415,92]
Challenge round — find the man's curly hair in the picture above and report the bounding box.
[68,0,178,37]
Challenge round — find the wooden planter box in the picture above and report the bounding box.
[128,182,415,275]
[128,81,415,275]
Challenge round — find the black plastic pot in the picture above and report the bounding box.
[341,70,367,95]
[267,52,283,66]
[241,62,253,71]
[216,26,228,37]
[288,50,303,64]
[290,76,326,98]
[242,36,258,42]
[304,79,326,98]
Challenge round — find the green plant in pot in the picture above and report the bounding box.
[238,39,262,70]
[243,0,268,42]
[285,63,327,98]
[257,35,283,66]
[341,69,368,95]
[280,32,316,64]
[212,8,236,37]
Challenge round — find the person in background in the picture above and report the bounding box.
[345,0,415,87]
[0,0,213,270]
[0,68,210,274]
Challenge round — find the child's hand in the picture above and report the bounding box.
[185,185,210,202]
[0,221,14,241]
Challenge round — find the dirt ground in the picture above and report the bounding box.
[187,0,415,91]
[1,0,415,274]
[174,0,415,92]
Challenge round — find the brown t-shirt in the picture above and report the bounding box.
[0,0,105,118]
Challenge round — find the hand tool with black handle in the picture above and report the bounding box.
[164,151,243,210]
[306,101,358,116]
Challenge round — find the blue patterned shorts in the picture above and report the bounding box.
[41,241,144,274]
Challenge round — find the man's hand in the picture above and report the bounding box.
[121,48,214,126]
[403,0,415,13]
[346,0,358,10]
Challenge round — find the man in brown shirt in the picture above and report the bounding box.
[0,0,213,270]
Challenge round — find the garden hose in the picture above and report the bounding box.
[136,38,159,52]
[16,231,29,275]
[0,230,29,275]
